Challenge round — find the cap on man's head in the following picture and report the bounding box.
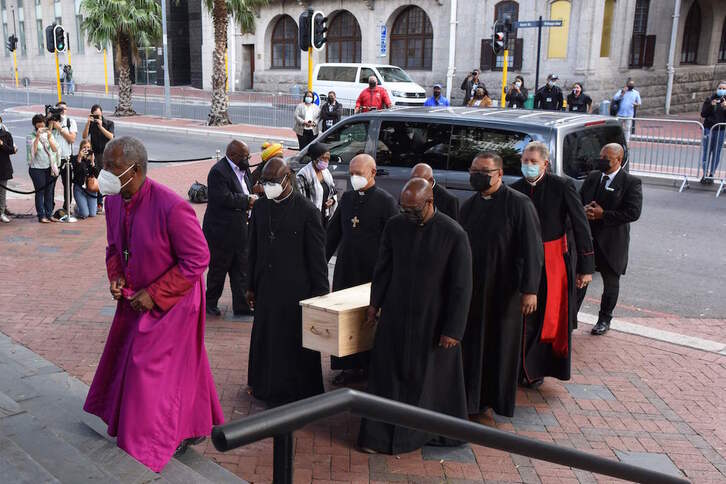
[433,83,442,89]
[548,74,559,80]
[261,142,283,162]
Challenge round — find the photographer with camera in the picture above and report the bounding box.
[71,139,100,219]
[700,81,726,184]
[0,115,16,223]
[82,105,114,213]
[48,102,78,214]
[26,114,58,223]
[460,69,481,106]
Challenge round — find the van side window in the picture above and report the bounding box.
[376,121,451,169]
[319,121,370,164]
[563,126,626,179]
[318,66,357,82]
[359,68,380,84]
[449,126,532,176]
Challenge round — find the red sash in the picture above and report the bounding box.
[541,235,569,357]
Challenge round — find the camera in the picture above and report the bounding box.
[44,105,63,123]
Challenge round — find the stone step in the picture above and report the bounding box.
[176,448,249,484]
[0,437,60,484]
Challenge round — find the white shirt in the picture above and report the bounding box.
[226,157,250,196]
[53,116,78,160]
[601,166,621,189]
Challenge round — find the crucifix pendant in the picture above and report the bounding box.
[268,232,276,241]
[123,249,130,263]
[351,216,360,228]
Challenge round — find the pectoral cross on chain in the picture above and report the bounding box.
[351,216,360,228]
[123,249,130,263]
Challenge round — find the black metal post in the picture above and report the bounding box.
[273,433,293,484]
[535,16,542,93]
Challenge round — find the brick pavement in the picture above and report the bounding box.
[0,159,724,483]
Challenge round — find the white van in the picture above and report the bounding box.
[312,63,426,111]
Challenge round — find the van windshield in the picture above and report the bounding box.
[377,67,413,83]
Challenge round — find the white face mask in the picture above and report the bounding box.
[98,165,135,195]
[350,175,368,191]
[515,81,522,87]
[263,177,288,200]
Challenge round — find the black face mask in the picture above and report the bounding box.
[401,207,425,225]
[232,155,250,169]
[470,172,493,192]
[369,82,377,88]
[590,158,611,172]
[627,84,635,91]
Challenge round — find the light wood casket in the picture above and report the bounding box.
[299,283,374,357]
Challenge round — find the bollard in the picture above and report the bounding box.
[215,149,221,162]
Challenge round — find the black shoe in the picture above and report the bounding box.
[700,177,707,185]
[521,378,544,389]
[591,320,610,335]
[206,306,221,316]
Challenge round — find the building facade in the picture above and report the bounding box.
[240,0,726,114]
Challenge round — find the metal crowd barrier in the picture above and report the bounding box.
[621,116,704,192]
[703,123,726,197]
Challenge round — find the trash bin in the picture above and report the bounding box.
[524,93,534,109]
[599,99,610,116]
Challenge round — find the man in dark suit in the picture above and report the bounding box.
[410,163,459,220]
[577,143,642,335]
[203,140,257,317]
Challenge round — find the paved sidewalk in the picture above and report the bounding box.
[0,160,724,483]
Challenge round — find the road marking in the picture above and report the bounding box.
[578,312,726,355]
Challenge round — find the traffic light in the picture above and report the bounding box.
[54,25,66,52]
[312,11,328,50]
[493,22,506,55]
[299,9,312,51]
[5,34,17,52]
[46,25,56,53]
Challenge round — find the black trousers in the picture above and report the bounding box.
[577,245,620,323]
[297,129,316,150]
[59,159,72,212]
[205,242,250,313]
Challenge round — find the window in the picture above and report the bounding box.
[377,67,413,83]
[600,0,615,57]
[562,126,626,180]
[75,0,84,54]
[719,18,726,63]
[547,0,571,59]
[390,6,433,71]
[493,1,519,69]
[18,0,27,57]
[53,0,61,25]
[2,0,8,57]
[680,1,700,64]
[318,121,370,164]
[629,0,654,68]
[449,126,532,176]
[376,121,451,169]
[358,67,380,84]
[326,11,361,63]
[270,15,299,69]
[317,65,357,82]
[35,0,42,55]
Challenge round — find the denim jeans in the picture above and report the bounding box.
[29,167,54,220]
[701,127,726,177]
[74,185,98,219]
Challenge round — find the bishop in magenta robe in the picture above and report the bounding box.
[83,137,224,472]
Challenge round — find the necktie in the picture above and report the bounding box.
[595,176,608,202]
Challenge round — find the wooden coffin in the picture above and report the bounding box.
[300,283,375,357]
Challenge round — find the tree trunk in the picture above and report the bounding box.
[208,0,230,126]
[115,35,136,117]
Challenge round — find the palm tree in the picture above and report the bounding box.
[205,0,268,126]
[80,0,161,116]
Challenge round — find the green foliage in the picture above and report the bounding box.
[203,0,269,34]
[80,0,162,48]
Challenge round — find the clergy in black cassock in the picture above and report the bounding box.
[410,163,460,220]
[358,178,472,454]
[246,158,329,406]
[326,154,398,384]
[511,142,594,386]
[460,152,543,418]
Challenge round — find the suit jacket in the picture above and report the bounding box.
[202,158,253,248]
[433,183,460,221]
[0,128,15,181]
[579,169,642,275]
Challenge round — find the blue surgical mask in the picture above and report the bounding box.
[521,164,541,181]
[304,96,313,104]
[717,89,726,97]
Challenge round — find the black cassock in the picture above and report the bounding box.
[326,185,398,371]
[433,183,460,221]
[358,213,473,454]
[247,192,329,405]
[512,174,594,382]
[459,185,543,417]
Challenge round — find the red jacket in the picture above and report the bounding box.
[355,86,392,112]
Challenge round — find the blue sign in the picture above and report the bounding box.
[379,24,387,57]
[514,19,563,28]
[542,19,563,27]
[312,91,320,106]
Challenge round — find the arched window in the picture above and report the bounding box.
[390,6,433,70]
[600,0,616,57]
[326,11,361,63]
[547,0,571,59]
[719,17,726,63]
[680,2,700,64]
[494,1,519,69]
[271,15,299,69]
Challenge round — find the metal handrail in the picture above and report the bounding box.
[212,388,688,484]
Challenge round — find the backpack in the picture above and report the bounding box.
[610,98,621,116]
[188,181,208,203]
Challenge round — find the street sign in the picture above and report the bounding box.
[542,20,563,27]
[514,19,563,28]
[379,24,387,57]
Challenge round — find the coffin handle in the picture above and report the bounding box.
[309,326,330,337]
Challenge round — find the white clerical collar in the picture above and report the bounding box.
[527,172,546,187]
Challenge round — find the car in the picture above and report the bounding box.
[312,63,427,111]
[289,106,627,201]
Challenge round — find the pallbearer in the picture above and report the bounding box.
[326,154,398,385]
[358,178,472,454]
[246,158,329,406]
[409,162,460,220]
[460,152,543,418]
[511,142,594,388]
